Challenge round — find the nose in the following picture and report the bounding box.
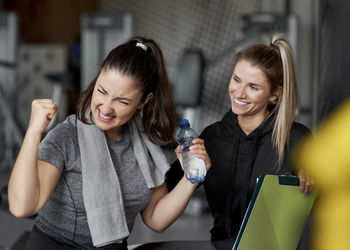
[99,98,114,114]
[235,84,247,99]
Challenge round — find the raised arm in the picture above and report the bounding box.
[141,138,211,232]
[8,99,61,217]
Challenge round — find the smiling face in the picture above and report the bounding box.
[229,59,280,127]
[91,69,152,140]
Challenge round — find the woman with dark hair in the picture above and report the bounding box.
[8,37,211,250]
[165,33,314,250]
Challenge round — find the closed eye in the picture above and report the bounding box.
[116,97,130,105]
[232,75,240,83]
[98,89,106,95]
[249,84,259,91]
[97,84,107,95]
[117,99,129,105]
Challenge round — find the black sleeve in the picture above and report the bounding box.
[289,122,313,174]
[165,160,184,191]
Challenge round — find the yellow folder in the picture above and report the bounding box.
[233,175,317,250]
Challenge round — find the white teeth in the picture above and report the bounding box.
[100,112,113,120]
[234,98,248,106]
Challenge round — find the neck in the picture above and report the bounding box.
[105,126,123,141]
[237,110,270,135]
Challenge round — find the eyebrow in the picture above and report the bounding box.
[97,84,132,102]
[233,74,263,87]
[232,73,239,79]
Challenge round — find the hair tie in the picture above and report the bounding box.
[270,42,279,50]
[136,42,148,51]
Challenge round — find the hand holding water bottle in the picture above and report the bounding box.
[176,119,211,183]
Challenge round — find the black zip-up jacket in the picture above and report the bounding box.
[166,110,311,242]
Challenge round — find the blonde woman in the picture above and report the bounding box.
[165,34,313,250]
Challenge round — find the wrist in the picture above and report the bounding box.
[181,175,200,187]
[25,129,43,143]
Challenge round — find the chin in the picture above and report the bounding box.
[231,106,246,116]
[94,122,110,131]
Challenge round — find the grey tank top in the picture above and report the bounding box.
[36,115,152,248]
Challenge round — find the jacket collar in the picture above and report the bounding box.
[221,109,275,140]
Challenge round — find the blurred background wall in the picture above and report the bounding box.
[0,0,316,133]
[312,0,350,125]
[97,0,315,131]
[0,0,315,172]
[1,0,350,249]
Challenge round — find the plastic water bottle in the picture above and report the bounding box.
[177,119,206,183]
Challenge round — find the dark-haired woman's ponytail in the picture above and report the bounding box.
[142,40,176,146]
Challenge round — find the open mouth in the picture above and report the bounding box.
[234,98,249,106]
[98,109,115,122]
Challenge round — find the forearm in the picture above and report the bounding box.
[8,131,42,217]
[144,176,198,232]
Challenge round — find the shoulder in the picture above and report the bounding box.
[200,121,226,140]
[51,115,77,134]
[200,121,222,134]
[43,115,78,144]
[61,114,78,129]
[39,115,80,171]
[289,121,312,147]
[291,121,311,138]
[199,121,236,160]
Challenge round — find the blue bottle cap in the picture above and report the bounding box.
[179,119,190,127]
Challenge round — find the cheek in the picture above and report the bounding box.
[228,81,235,95]
[91,92,107,107]
[117,110,137,124]
[116,105,137,117]
[91,91,99,104]
[254,93,271,105]
[90,94,97,108]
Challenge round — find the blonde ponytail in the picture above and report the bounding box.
[270,34,300,170]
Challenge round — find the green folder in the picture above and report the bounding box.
[233,175,317,250]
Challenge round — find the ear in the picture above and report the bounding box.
[138,92,154,110]
[269,85,282,102]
